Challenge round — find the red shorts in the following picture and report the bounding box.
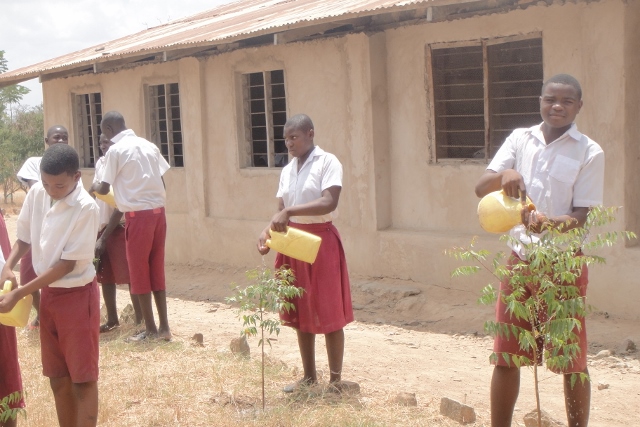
[275,222,354,334]
[0,325,24,408]
[19,249,37,285]
[40,280,100,383]
[124,208,166,294]
[96,225,130,285]
[493,252,588,374]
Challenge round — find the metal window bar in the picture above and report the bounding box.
[431,38,542,160]
[246,70,287,167]
[148,83,184,167]
[75,93,102,167]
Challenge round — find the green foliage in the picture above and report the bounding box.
[0,50,43,203]
[448,206,635,425]
[0,392,25,423]
[226,266,303,348]
[226,266,304,411]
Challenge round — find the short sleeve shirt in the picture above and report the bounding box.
[17,157,42,185]
[277,146,343,224]
[17,182,100,288]
[100,129,170,212]
[487,123,605,258]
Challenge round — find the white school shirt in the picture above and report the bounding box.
[16,182,100,288]
[100,129,170,213]
[17,157,42,185]
[277,146,342,224]
[487,123,605,259]
[94,156,115,228]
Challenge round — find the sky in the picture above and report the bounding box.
[0,0,235,107]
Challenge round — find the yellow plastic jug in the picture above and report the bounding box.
[477,190,536,233]
[95,189,117,208]
[0,280,33,328]
[266,227,322,264]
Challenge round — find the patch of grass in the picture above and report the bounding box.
[15,322,469,426]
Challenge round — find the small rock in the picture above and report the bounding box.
[439,397,476,424]
[119,304,136,324]
[390,392,417,407]
[352,303,365,310]
[597,382,609,390]
[206,307,218,313]
[192,333,204,346]
[594,349,613,359]
[230,335,250,357]
[624,339,637,353]
[523,409,564,427]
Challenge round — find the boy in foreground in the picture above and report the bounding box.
[0,144,101,427]
[475,74,604,427]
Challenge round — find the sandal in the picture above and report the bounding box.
[126,331,154,342]
[99,323,120,333]
[283,378,316,393]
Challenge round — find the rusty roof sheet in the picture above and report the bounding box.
[0,0,442,85]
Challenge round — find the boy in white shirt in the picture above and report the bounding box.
[0,144,101,427]
[92,111,171,342]
[15,125,69,330]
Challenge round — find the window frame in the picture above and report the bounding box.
[426,33,543,163]
[145,82,185,168]
[241,69,288,168]
[73,92,102,168]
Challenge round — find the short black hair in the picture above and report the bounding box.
[101,111,126,129]
[41,144,80,176]
[284,114,314,133]
[542,74,582,100]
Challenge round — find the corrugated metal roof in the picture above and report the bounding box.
[0,0,443,86]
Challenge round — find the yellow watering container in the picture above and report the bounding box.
[0,280,33,328]
[266,227,322,264]
[477,190,536,233]
[95,189,117,208]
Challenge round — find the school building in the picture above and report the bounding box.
[1,0,638,319]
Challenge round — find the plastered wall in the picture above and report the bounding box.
[42,0,639,319]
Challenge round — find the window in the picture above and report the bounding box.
[242,70,288,168]
[147,83,184,167]
[74,92,102,168]
[430,37,543,160]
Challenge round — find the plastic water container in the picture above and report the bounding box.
[477,190,536,233]
[0,280,33,327]
[95,189,117,208]
[266,227,322,264]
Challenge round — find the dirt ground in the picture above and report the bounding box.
[2,198,639,426]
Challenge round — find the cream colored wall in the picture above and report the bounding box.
[41,0,637,319]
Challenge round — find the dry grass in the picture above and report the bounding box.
[13,322,467,427]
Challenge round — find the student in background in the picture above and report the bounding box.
[92,111,171,342]
[15,125,69,330]
[94,134,142,332]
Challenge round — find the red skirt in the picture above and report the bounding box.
[275,222,354,334]
[0,325,24,408]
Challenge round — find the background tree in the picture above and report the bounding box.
[0,50,44,203]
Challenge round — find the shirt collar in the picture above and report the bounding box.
[111,129,136,144]
[293,145,324,171]
[531,122,581,145]
[58,183,83,207]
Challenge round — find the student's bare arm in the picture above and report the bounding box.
[269,186,341,232]
[475,170,527,201]
[525,206,589,233]
[0,240,32,287]
[90,181,111,195]
[0,259,76,313]
[257,198,286,255]
[95,209,124,256]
